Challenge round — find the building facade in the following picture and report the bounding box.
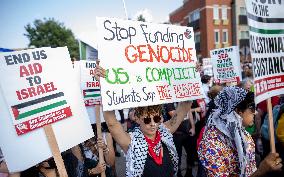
[232,0,250,63]
[170,0,237,60]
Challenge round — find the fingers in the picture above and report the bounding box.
[90,163,106,175]
[93,66,106,80]
[96,66,106,76]
[98,163,106,172]
[266,153,283,171]
[273,157,282,169]
[268,153,280,159]
[97,138,107,149]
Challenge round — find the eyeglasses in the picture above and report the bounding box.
[143,115,161,124]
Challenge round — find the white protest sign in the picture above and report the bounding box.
[245,0,284,104]
[97,17,203,111]
[210,46,242,84]
[202,58,213,76]
[80,61,101,106]
[0,47,93,172]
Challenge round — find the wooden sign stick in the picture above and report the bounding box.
[95,105,106,177]
[266,98,276,153]
[44,124,68,177]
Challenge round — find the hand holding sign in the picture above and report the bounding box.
[93,65,106,81]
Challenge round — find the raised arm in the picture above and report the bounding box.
[94,66,131,152]
[164,101,192,134]
[103,111,131,153]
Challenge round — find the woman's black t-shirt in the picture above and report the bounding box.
[141,144,174,177]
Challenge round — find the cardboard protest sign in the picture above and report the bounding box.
[97,17,203,111]
[80,61,101,106]
[210,46,242,84]
[245,0,284,104]
[0,48,73,135]
[0,47,93,172]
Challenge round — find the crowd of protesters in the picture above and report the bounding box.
[1,59,284,177]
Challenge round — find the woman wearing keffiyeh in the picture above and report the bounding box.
[198,86,282,177]
[94,66,193,177]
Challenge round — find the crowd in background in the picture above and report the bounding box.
[1,57,284,177]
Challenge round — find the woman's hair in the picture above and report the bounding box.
[134,105,162,118]
[201,75,211,84]
[235,91,255,113]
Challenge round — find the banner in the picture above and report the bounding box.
[245,0,284,104]
[210,46,242,84]
[0,47,93,172]
[97,17,203,111]
[80,60,101,106]
[79,40,98,61]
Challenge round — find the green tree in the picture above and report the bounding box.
[24,18,79,59]
[137,14,146,22]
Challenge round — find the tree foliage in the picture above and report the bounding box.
[24,18,79,59]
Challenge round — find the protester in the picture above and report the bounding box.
[94,66,192,177]
[239,78,253,91]
[162,103,196,177]
[198,86,283,176]
[256,96,280,157]
[168,103,196,177]
[82,134,115,177]
[1,148,56,177]
[201,75,212,105]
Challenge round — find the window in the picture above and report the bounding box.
[240,7,247,15]
[194,32,201,43]
[222,5,227,20]
[213,5,219,20]
[214,30,220,43]
[240,31,249,39]
[222,29,228,43]
[189,9,200,22]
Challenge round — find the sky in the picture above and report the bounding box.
[0,0,183,49]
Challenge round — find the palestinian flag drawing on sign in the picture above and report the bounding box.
[83,89,100,98]
[11,92,68,120]
[83,89,101,106]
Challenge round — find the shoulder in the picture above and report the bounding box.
[198,126,237,175]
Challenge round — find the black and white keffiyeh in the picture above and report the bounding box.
[126,124,178,177]
[206,86,249,177]
[0,148,4,163]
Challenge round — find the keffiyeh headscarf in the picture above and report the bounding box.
[206,86,249,177]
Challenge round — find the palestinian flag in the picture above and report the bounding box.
[83,89,101,99]
[11,92,68,120]
[79,40,98,61]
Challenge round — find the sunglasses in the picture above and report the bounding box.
[143,115,162,124]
